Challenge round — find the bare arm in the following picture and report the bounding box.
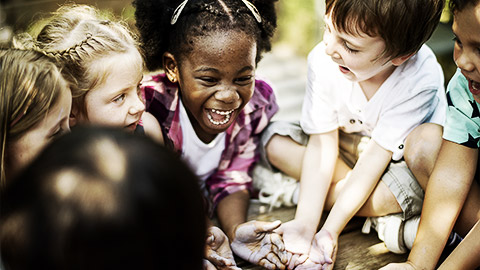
[407,140,478,269]
[295,130,339,231]
[438,219,480,270]
[142,112,164,144]
[216,189,250,241]
[322,139,392,237]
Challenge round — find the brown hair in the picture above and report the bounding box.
[14,4,142,118]
[0,49,69,187]
[325,0,445,60]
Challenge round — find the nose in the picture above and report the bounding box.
[454,49,475,73]
[129,94,146,115]
[214,87,240,104]
[324,33,341,59]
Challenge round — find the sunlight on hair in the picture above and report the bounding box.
[54,170,79,198]
[91,138,126,182]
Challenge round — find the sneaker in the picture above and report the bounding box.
[362,214,420,254]
[252,164,299,211]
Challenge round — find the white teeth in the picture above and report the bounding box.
[207,113,231,125]
[211,109,234,115]
[472,80,480,91]
[207,109,234,125]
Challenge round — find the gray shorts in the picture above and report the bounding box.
[260,121,424,220]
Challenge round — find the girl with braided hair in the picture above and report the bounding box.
[15,5,162,141]
[134,0,285,269]
[0,49,71,187]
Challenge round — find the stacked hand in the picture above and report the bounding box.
[231,220,288,269]
[204,226,242,270]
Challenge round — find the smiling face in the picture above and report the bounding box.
[323,14,399,87]
[452,3,480,103]
[75,51,145,131]
[8,88,72,177]
[166,30,256,143]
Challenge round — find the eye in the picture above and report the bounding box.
[453,36,463,48]
[113,93,126,103]
[235,75,254,85]
[342,41,359,53]
[197,77,218,86]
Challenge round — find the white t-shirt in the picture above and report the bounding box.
[179,99,226,182]
[301,42,446,160]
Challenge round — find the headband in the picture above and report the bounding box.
[170,0,262,25]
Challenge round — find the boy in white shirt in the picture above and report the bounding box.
[259,0,447,268]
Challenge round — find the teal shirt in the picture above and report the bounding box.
[443,69,480,148]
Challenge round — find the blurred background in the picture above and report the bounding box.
[0,0,457,121]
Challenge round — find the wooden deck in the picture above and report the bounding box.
[237,200,408,270]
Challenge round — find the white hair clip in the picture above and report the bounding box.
[171,0,189,25]
[170,0,262,25]
[241,0,262,23]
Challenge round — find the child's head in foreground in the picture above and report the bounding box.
[0,49,71,186]
[134,0,277,142]
[324,0,444,82]
[15,5,146,131]
[450,0,480,103]
[0,126,206,270]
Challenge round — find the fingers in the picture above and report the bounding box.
[259,257,278,270]
[254,220,282,233]
[203,259,218,270]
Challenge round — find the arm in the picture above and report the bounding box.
[406,140,477,269]
[438,219,480,270]
[323,139,392,237]
[278,130,339,255]
[142,112,164,144]
[216,189,250,241]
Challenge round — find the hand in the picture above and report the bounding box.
[275,219,316,255]
[231,220,288,270]
[205,226,242,270]
[307,229,337,270]
[379,262,417,270]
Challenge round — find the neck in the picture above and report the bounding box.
[359,65,397,100]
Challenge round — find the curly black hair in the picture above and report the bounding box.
[133,0,277,71]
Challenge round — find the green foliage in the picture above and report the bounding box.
[274,0,323,56]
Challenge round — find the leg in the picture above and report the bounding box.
[455,180,480,237]
[265,134,305,179]
[404,123,443,190]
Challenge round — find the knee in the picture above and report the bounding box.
[265,134,287,167]
[404,123,443,180]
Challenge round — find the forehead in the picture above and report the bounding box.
[453,4,480,35]
[183,30,256,64]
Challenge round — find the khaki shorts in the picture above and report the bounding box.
[260,121,424,220]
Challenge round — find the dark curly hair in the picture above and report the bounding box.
[133,0,277,71]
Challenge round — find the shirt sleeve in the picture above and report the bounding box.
[443,70,480,148]
[301,43,339,134]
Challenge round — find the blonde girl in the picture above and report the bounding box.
[17,5,162,141]
[0,48,71,187]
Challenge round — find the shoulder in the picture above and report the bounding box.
[397,44,444,88]
[142,112,165,144]
[446,69,474,111]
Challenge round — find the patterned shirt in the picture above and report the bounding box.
[444,69,480,148]
[141,73,278,213]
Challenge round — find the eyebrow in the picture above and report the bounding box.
[194,66,254,74]
[453,30,480,47]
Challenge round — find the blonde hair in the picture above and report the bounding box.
[14,4,142,118]
[0,49,69,187]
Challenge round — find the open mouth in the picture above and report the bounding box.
[339,65,350,74]
[469,79,480,96]
[207,109,235,126]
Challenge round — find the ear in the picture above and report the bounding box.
[69,104,82,127]
[163,52,179,83]
[391,53,414,66]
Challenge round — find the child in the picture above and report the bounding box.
[0,126,206,270]
[261,0,447,268]
[382,0,480,269]
[133,0,287,269]
[15,5,162,141]
[0,48,71,187]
